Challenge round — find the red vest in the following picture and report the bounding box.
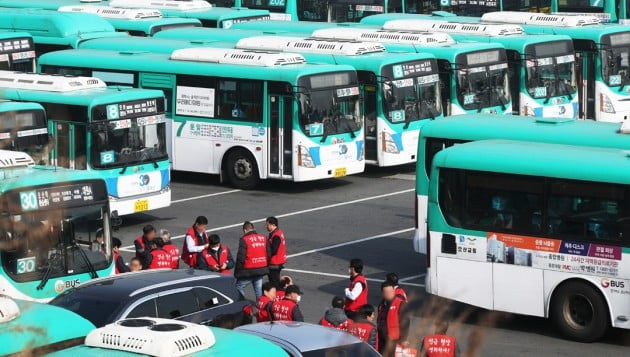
[271,298,297,321]
[181,227,206,267]
[163,243,180,269]
[256,295,273,322]
[114,252,121,274]
[203,245,231,275]
[378,296,404,340]
[148,249,172,269]
[274,290,285,302]
[422,334,456,357]
[242,232,268,269]
[395,286,408,302]
[268,229,287,265]
[348,321,378,351]
[344,274,368,312]
[134,236,146,259]
[319,317,352,331]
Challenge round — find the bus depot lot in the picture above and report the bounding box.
[116,167,630,356]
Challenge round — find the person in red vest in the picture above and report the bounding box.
[419,320,460,357]
[274,275,293,302]
[256,281,276,322]
[386,272,408,302]
[113,237,130,274]
[181,216,210,268]
[377,282,411,357]
[160,229,180,269]
[134,224,156,269]
[348,304,378,351]
[265,216,287,285]
[147,238,173,269]
[270,285,304,322]
[344,258,368,320]
[235,221,270,299]
[202,234,234,275]
[319,296,352,331]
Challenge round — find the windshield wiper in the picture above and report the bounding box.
[37,247,63,291]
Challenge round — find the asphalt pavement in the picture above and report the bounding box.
[116,165,630,356]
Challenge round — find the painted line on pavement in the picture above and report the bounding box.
[283,268,424,288]
[171,189,242,204]
[399,274,426,282]
[120,189,414,252]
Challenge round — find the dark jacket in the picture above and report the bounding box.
[134,236,152,269]
[234,231,271,278]
[199,246,235,272]
[115,254,130,274]
[323,307,349,326]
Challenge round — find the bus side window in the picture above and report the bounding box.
[217,79,263,122]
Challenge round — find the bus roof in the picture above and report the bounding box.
[231,19,365,33]
[0,299,95,356]
[0,164,110,192]
[38,48,359,83]
[432,139,630,186]
[0,100,44,112]
[0,8,126,46]
[78,36,233,52]
[420,115,630,149]
[0,30,32,41]
[46,326,289,357]
[108,0,271,22]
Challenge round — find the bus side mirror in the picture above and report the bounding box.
[111,210,122,231]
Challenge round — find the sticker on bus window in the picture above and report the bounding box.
[16,257,36,274]
[392,78,414,88]
[463,94,475,105]
[106,104,120,120]
[390,110,405,123]
[356,5,384,12]
[533,87,547,98]
[392,65,404,79]
[309,123,323,136]
[417,74,439,85]
[100,151,115,165]
[610,75,622,86]
[111,119,132,130]
[336,87,359,97]
[176,86,215,118]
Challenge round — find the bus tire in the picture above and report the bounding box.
[550,280,609,342]
[225,149,259,190]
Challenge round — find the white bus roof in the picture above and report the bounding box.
[0,150,35,169]
[481,12,601,27]
[383,19,524,37]
[170,47,306,67]
[311,28,455,45]
[0,71,106,92]
[235,36,386,56]
[58,5,163,19]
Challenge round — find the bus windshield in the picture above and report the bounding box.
[330,3,385,22]
[299,72,362,138]
[457,63,510,111]
[525,41,576,99]
[90,101,168,169]
[0,109,49,164]
[383,74,441,123]
[602,33,630,88]
[0,186,110,283]
[241,0,287,13]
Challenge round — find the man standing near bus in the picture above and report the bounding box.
[134,224,156,269]
[266,216,286,284]
[235,221,270,298]
[344,258,368,320]
[377,282,410,357]
[182,216,210,268]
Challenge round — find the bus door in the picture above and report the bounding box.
[362,83,378,163]
[437,60,452,116]
[507,50,521,115]
[574,49,596,119]
[51,121,87,169]
[267,95,293,179]
[139,73,175,156]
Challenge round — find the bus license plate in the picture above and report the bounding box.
[134,200,149,212]
[334,168,347,178]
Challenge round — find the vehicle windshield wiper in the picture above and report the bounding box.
[37,246,63,291]
[140,149,160,169]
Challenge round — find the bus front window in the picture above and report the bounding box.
[0,110,49,164]
[91,115,168,169]
[487,64,510,109]
[527,56,577,99]
[602,45,630,88]
[458,67,490,111]
[0,204,111,283]
[418,75,442,119]
[329,2,386,22]
[383,74,441,123]
[241,0,287,13]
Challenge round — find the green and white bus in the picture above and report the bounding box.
[39,47,365,187]
[427,139,630,341]
[0,150,115,301]
[414,114,630,261]
[0,71,171,216]
[0,100,50,164]
[157,26,512,116]
[0,8,126,55]
[0,32,36,72]
[105,31,442,166]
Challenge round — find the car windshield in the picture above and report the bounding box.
[0,109,50,164]
[50,290,120,327]
[301,343,380,357]
[383,73,441,124]
[0,203,111,283]
[457,63,510,112]
[91,115,168,169]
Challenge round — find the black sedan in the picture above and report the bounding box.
[49,269,252,327]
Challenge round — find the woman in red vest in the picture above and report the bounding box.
[202,234,234,275]
[181,216,210,268]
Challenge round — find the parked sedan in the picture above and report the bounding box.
[236,321,381,356]
[49,269,252,327]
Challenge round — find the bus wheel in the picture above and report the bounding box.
[551,281,609,342]
[225,149,259,190]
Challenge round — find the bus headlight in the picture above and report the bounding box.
[382,132,400,154]
[298,145,316,168]
[523,105,535,116]
[601,94,616,114]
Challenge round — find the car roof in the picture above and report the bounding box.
[66,269,227,298]
[236,321,363,352]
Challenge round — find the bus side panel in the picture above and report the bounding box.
[435,255,493,310]
[493,263,545,317]
[172,120,215,173]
